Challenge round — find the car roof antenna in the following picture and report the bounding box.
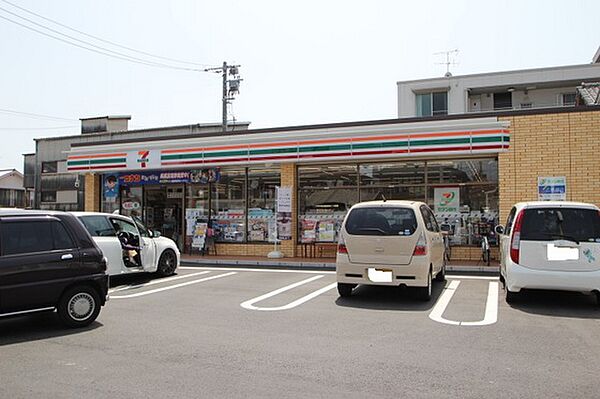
[381,194,387,202]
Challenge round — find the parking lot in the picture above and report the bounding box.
[1,266,599,398]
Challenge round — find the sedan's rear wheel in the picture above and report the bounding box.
[157,250,177,277]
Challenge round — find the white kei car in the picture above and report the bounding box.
[496,202,600,305]
[72,212,180,277]
[336,201,446,300]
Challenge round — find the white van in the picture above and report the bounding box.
[336,201,446,300]
[496,202,600,304]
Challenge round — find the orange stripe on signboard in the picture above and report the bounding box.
[68,153,127,160]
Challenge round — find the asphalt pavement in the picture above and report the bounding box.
[1,266,599,398]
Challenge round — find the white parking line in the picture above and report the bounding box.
[241,275,336,311]
[428,280,499,326]
[111,272,237,299]
[179,266,336,275]
[109,271,211,294]
[447,275,499,281]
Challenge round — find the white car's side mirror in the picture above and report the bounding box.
[153,230,161,238]
[495,225,505,235]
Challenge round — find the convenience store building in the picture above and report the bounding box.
[65,105,600,261]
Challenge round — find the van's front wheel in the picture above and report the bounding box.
[337,283,355,297]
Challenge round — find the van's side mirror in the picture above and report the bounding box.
[494,225,504,235]
[152,230,161,238]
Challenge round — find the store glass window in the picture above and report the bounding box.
[210,168,246,243]
[185,183,211,252]
[247,167,279,242]
[120,186,143,218]
[428,180,498,247]
[360,186,425,203]
[426,159,498,184]
[298,165,358,243]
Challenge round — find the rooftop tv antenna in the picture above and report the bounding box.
[434,49,459,77]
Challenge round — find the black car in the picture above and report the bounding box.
[0,209,108,328]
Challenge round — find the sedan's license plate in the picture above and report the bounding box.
[368,268,393,283]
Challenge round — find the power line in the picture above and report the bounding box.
[0,8,207,72]
[0,125,78,130]
[0,0,216,68]
[0,107,76,122]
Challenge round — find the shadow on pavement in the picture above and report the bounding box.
[334,280,446,311]
[0,312,102,346]
[506,289,600,319]
[109,273,160,288]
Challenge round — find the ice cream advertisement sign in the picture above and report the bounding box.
[434,187,460,212]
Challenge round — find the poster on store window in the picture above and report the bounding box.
[103,174,119,203]
[301,219,317,243]
[192,222,207,249]
[318,220,336,242]
[434,187,460,213]
[277,212,292,240]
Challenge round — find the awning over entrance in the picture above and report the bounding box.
[66,117,510,172]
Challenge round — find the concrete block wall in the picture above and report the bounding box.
[498,110,600,223]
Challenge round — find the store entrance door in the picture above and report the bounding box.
[143,185,184,250]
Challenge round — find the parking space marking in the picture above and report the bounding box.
[428,280,499,326]
[240,275,336,311]
[179,266,335,275]
[110,272,237,299]
[109,271,211,294]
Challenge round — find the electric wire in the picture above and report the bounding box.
[0,0,216,68]
[0,8,207,72]
[0,125,78,130]
[0,107,76,122]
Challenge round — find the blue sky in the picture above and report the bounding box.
[0,0,599,170]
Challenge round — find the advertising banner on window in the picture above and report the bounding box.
[103,174,119,203]
[117,169,220,186]
[276,186,292,213]
[538,176,566,201]
[434,187,460,213]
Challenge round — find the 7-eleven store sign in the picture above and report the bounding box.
[127,150,160,170]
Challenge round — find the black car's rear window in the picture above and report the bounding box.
[520,208,600,243]
[345,207,417,236]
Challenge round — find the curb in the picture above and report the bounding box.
[181,260,499,275]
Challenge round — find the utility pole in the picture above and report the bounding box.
[222,61,228,133]
[206,62,242,134]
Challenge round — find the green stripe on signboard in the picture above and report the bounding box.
[161,153,203,161]
[67,158,126,166]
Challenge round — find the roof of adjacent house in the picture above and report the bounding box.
[0,169,22,179]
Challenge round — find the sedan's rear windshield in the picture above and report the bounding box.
[520,208,600,243]
[345,207,417,236]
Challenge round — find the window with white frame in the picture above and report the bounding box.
[416,92,448,117]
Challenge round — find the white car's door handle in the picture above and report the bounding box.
[61,254,74,260]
